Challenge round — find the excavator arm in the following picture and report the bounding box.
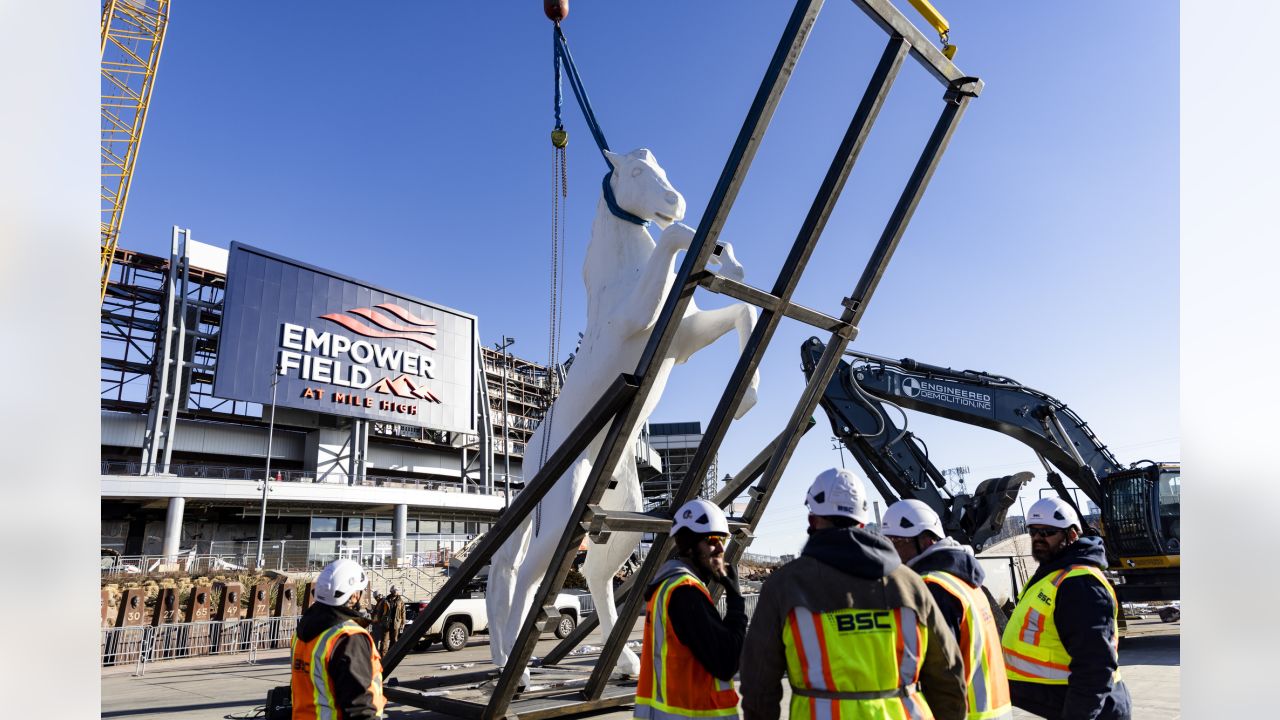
[823,339,1124,508]
[805,338,1180,601]
[801,337,1030,547]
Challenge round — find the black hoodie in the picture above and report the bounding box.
[908,538,990,642]
[644,558,747,681]
[294,602,382,720]
[1010,536,1132,720]
[801,525,902,577]
[740,526,967,720]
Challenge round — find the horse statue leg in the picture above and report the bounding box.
[498,454,594,687]
[673,298,760,418]
[486,517,532,672]
[582,457,645,677]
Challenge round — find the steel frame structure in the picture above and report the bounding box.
[101,0,170,303]
[102,239,255,424]
[378,1,982,718]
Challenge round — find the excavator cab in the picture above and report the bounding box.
[1101,462,1180,600]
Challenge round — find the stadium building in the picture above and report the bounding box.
[100,232,712,571]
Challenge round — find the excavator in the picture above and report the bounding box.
[801,337,1180,602]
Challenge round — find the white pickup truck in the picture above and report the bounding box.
[405,592,585,652]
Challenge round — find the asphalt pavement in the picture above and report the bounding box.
[100,618,1179,719]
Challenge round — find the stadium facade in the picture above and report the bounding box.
[101,231,708,570]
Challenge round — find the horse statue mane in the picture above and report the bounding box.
[485,147,760,685]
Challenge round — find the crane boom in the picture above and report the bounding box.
[100,0,170,303]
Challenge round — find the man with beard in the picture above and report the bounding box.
[634,498,747,720]
[739,468,966,720]
[1001,497,1131,720]
[883,499,1012,719]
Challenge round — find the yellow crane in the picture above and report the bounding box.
[100,0,170,303]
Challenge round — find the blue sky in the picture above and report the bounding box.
[119,1,1179,556]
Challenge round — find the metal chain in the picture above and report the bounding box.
[536,145,569,538]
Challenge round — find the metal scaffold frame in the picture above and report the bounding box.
[379,1,982,717]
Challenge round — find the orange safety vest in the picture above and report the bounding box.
[291,620,386,719]
[922,571,1013,720]
[783,604,933,720]
[635,571,740,720]
[1001,565,1121,686]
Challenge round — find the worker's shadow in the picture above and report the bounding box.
[1118,632,1180,666]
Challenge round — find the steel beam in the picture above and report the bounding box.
[692,271,850,334]
[384,1,981,713]
[586,34,908,699]
[731,82,977,566]
[843,80,975,326]
[583,507,751,542]
[848,0,982,92]
[631,0,825,382]
[540,423,808,666]
[380,374,638,674]
[713,419,816,507]
[484,410,632,718]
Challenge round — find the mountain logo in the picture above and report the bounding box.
[368,374,442,403]
[318,303,438,350]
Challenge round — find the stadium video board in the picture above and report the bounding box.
[213,243,477,433]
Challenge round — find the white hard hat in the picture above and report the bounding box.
[1026,496,1080,530]
[882,499,945,539]
[314,558,368,607]
[805,468,870,523]
[672,498,730,537]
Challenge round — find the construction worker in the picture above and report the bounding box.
[883,499,1012,719]
[634,498,746,720]
[1001,497,1131,720]
[291,558,386,719]
[739,468,967,720]
[370,590,389,654]
[385,585,406,652]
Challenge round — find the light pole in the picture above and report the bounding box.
[256,367,279,570]
[495,336,515,509]
[830,437,846,469]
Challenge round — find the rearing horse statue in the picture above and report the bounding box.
[486,148,760,684]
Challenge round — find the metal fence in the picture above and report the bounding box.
[101,615,300,675]
[100,461,502,495]
[101,540,475,576]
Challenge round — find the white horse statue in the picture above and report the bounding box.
[486,148,760,685]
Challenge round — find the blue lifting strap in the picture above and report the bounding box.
[554,26,650,228]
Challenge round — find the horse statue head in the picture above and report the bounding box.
[603,148,686,228]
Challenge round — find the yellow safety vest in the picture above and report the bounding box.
[635,572,740,720]
[922,571,1013,720]
[290,620,386,719]
[1001,565,1120,685]
[782,605,934,720]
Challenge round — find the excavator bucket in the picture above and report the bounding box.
[961,471,1033,547]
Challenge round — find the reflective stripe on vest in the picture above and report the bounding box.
[1001,565,1121,686]
[635,571,740,720]
[291,620,386,719]
[922,571,1013,720]
[782,605,934,720]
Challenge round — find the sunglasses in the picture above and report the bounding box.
[1027,527,1064,539]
